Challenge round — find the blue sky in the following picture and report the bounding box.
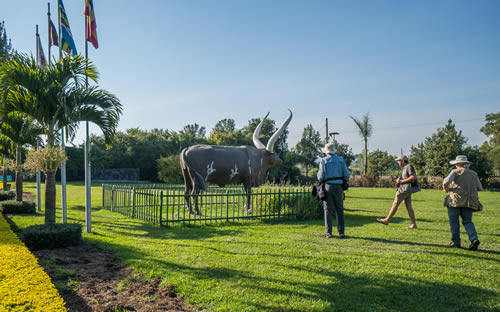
[3,1,499,155]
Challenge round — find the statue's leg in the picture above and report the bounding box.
[183,176,194,215]
[192,182,202,216]
[244,183,252,214]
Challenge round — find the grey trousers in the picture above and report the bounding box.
[323,183,345,235]
[448,207,478,245]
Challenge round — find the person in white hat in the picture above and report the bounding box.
[443,155,483,250]
[317,143,350,238]
[376,154,420,229]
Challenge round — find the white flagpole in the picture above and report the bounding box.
[84,7,92,233]
[35,24,42,212]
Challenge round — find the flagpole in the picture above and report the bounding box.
[58,0,68,224]
[84,9,92,233]
[47,3,51,62]
[35,24,42,212]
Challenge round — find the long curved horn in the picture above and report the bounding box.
[252,112,269,149]
[266,109,292,152]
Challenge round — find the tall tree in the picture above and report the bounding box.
[367,149,397,177]
[209,118,245,146]
[409,119,466,177]
[0,134,13,191]
[480,112,500,175]
[329,139,355,168]
[0,112,43,201]
[295,124,322,176]
[0,54,122,224]
[178,123,207,148]
[350,113,373,175]
[0,21,13,60]
[480,112,500,146]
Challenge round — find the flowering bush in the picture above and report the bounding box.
[0,216,66,311]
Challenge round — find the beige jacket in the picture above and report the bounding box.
[443,168,483,211]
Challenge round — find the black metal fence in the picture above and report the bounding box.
[102,184,313,226]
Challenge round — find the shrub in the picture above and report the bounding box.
[0,200,36,214]
[22,223,82,250]
[0,190,15,201]
[0,216,66,311]
[248,185,322,220]
[359,175,378,187]
[292,194,322,220]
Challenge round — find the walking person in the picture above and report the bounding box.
[317,143,350,238]
[377,155,420,229]
[443,155,483,250]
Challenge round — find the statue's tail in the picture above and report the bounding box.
[180,148,207,190]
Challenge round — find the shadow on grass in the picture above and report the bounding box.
[346,213,434,228]
[84,236,498,312]
[346,195,426,202]
[348,235,500,260]
[71,205,104,212]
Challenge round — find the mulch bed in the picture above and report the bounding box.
[6,192,201,311]
[33,241,199,312]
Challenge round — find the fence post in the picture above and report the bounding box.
[278,189,281,219]
[102,184,105,210]
[132,187,136,218]
[159,191,163,226]
[110,186,114,212]
[226,190,229,222]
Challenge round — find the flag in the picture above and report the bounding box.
[36,35,47,66]
[49,18,58,47]
[58,0,77,56]
[84,0,98,49]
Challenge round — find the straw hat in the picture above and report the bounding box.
[450,155,471,165]
[395,155,408,162]
[321,143,336,154]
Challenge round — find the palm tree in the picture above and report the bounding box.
[350,113,373,175]
[0,112,43,201]
[0,53,122,224]
[0,134,13,191]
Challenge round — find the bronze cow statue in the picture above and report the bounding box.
[180,110,292,215]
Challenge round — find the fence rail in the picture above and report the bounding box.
[102,184,311,226]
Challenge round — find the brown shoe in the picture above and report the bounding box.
[448,242,460,248]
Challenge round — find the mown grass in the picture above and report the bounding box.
[10,182,500,311]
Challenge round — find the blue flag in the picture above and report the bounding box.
[59,0,77,56]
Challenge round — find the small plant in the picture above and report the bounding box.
[54,281,72,293]
[117,278,132,292]
[55,268,74,279]
[68,277,80,292]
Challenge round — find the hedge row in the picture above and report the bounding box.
[0,191,15,201]
[22,223,82,251]
[0,216,66,311]
[0,200,36,214]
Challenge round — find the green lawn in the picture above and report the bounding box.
[10,183,500,311]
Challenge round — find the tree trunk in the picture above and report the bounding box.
[15,147,23,201]
[2,160,7,191]
[363,140,368,175]
[45,170,57,224]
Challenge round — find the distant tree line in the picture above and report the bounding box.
[64,113,497,189]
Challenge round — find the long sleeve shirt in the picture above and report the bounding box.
[317,155,350,184]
